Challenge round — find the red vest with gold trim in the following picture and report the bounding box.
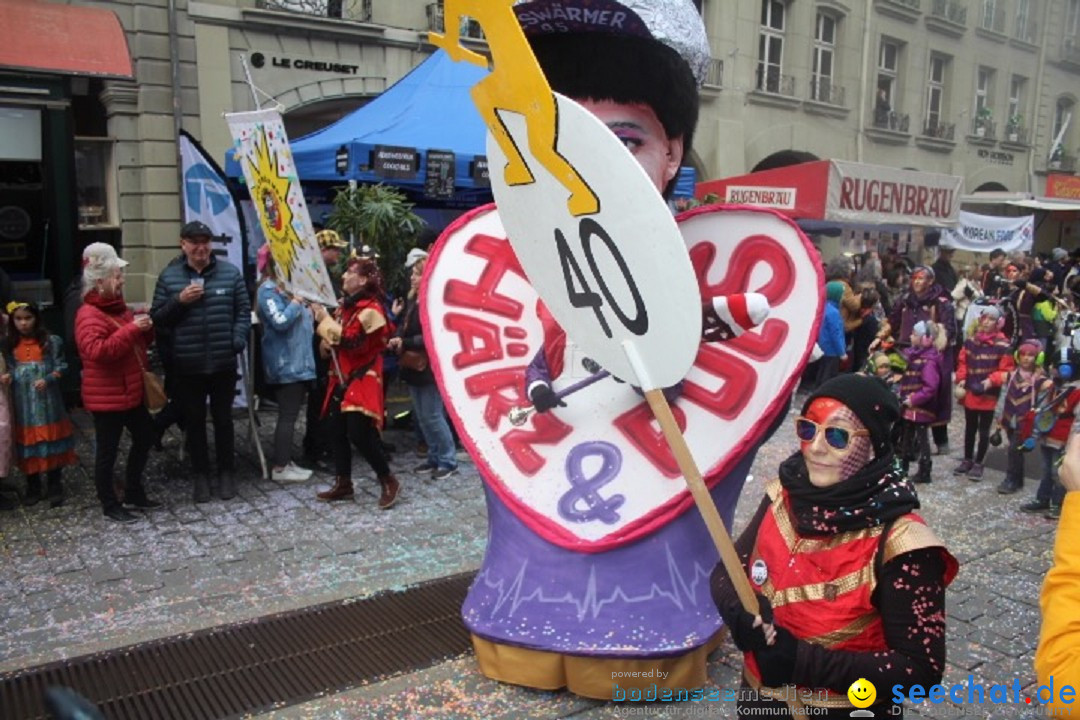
[742,479,957,709]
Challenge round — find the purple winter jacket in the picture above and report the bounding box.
[900,345,944,423]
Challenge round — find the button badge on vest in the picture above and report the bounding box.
[751,558,768,586]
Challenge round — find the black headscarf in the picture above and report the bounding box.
[778,450,919,536]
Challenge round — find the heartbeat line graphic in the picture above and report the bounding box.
[474,544,713,622]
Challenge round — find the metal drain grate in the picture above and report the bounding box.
[0,572,476,720]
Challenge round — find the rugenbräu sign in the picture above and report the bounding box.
[697,159,964,228]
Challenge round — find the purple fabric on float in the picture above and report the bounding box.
[461,451,753,656]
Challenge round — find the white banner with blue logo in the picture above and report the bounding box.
[179,130,250,408]
[941,210,1034,253]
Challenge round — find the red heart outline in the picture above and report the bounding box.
[421,203,824,552]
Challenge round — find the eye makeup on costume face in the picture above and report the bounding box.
[608,122,647,152]
[795,416,869,451]
[575,99,681,193]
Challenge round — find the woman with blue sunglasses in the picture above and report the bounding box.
[711,374,958,718]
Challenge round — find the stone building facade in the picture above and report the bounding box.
[1,0,1078,310]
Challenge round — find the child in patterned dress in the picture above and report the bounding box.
[1,302,77,507]
[0,307,13,507]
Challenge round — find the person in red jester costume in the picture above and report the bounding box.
[711,374,958,718]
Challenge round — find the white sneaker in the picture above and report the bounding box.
[272,464,312,482]
[286,461,314,478]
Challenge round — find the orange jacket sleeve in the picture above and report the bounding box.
[1035,492,1080,710]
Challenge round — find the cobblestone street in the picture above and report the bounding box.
[0,396,1062,719]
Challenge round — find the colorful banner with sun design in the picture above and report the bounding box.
[226,109,336,305]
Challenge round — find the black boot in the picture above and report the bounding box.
[218,471,236,501]
[23,474,42,506]
[193,473,211,504]
[912,461,932,484]
[46,470,63,508]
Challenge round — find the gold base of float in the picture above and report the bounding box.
[470,631,726,700]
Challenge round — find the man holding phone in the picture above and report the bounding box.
[151,221,251,503]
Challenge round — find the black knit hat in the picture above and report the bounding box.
[803,375,900,457]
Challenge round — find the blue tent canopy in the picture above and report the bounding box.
[225,50,492,203]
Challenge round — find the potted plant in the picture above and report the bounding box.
[974,106,992,137]
[325,183,426,292]
[1005,114,1022,142]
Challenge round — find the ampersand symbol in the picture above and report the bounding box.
[558,441,625,525]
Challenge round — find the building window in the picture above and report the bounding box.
[1053,98,1074,143]
[1050,97,1075,165]
[1067,0,1080,36]
[1007,76,1026,135]
[1064,0,1080,38]
[1015,0,1032,39]
[874,39,905,130]
[877,39,900,109]
[925,54,949,134]
[74,138,117,229]
[757,1,786,92]
[811,12,837,102]
[974,66,994,134]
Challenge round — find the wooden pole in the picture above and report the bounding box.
[642,388,760,615]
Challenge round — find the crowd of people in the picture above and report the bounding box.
[804,241,1080,520]
[0,221,445,523]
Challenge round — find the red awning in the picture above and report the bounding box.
[0,0,133,79]
[697,159,965,228]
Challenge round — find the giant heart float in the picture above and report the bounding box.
[421,202,823,693]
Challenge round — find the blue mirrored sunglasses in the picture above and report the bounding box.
[795,417,869,451]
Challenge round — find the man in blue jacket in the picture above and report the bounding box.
[151,221,251,502]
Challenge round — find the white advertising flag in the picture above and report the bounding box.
[225,109,336,305]
[941,210,1034,253]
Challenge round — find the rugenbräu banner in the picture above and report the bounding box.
[226,109,336,306]
[941,210,1034,253]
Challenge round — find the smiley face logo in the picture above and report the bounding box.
[848,678,877,708]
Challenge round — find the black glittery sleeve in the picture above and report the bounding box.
[791,547,949,694]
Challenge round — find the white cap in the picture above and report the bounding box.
[83,242,129,270]
[405,248,429,268]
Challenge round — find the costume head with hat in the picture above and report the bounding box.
[515,0,706,197]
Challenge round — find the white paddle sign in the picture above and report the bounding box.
[487,97,701,390]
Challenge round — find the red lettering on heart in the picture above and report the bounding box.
[444,233,528,320]
[463,367,573,475]
[501,415,574,476]
[445,313,504,370]
[724,320,789,361]
[464,367,528,430]
[614,401,688,478]
[693,234,796,305]
[683,345,757,420]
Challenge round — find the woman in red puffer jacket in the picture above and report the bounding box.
[75,242,162,524]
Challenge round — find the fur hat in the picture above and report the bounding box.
[513,0,710,86]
